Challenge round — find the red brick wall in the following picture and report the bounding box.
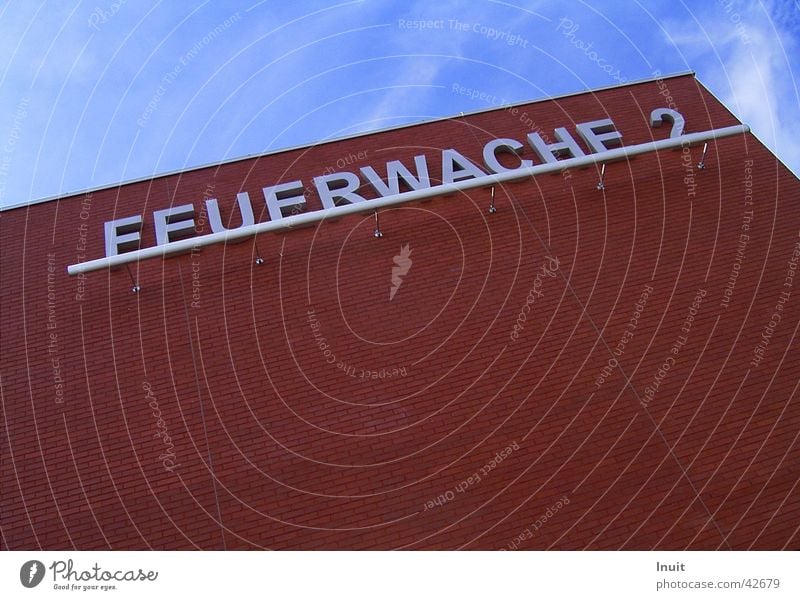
[2,74,798,549]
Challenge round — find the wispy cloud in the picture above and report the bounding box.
[356,59,448,131]
[663,1,800,175]
[1,0,799,208]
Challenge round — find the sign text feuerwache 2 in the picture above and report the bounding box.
[67,105,748,275]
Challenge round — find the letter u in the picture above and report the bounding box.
[206,192,255,233]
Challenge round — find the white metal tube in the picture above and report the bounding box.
[67,124,748,276]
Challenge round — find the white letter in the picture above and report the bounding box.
[263,181,306,220]
[527,128,585,163]
[361,155,431,197]
[104,215,142,257]
[650,108,685,138]
[441,149,486,184]
[206,193,255,232]
[153,204,195,246]
[314,172,366,209]
[575,118,623,153]
[483,138,532,173]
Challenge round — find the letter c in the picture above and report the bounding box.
[483,138,532,173]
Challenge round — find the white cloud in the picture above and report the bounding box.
[721,27,800,173]
[357,59,447,130]
[663,2,800,175]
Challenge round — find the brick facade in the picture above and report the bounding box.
[2,74,798,549]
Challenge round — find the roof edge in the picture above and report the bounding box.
[1,70,696,213]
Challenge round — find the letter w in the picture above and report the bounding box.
[361,155,431,197]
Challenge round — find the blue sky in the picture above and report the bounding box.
[0,0,798,208]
